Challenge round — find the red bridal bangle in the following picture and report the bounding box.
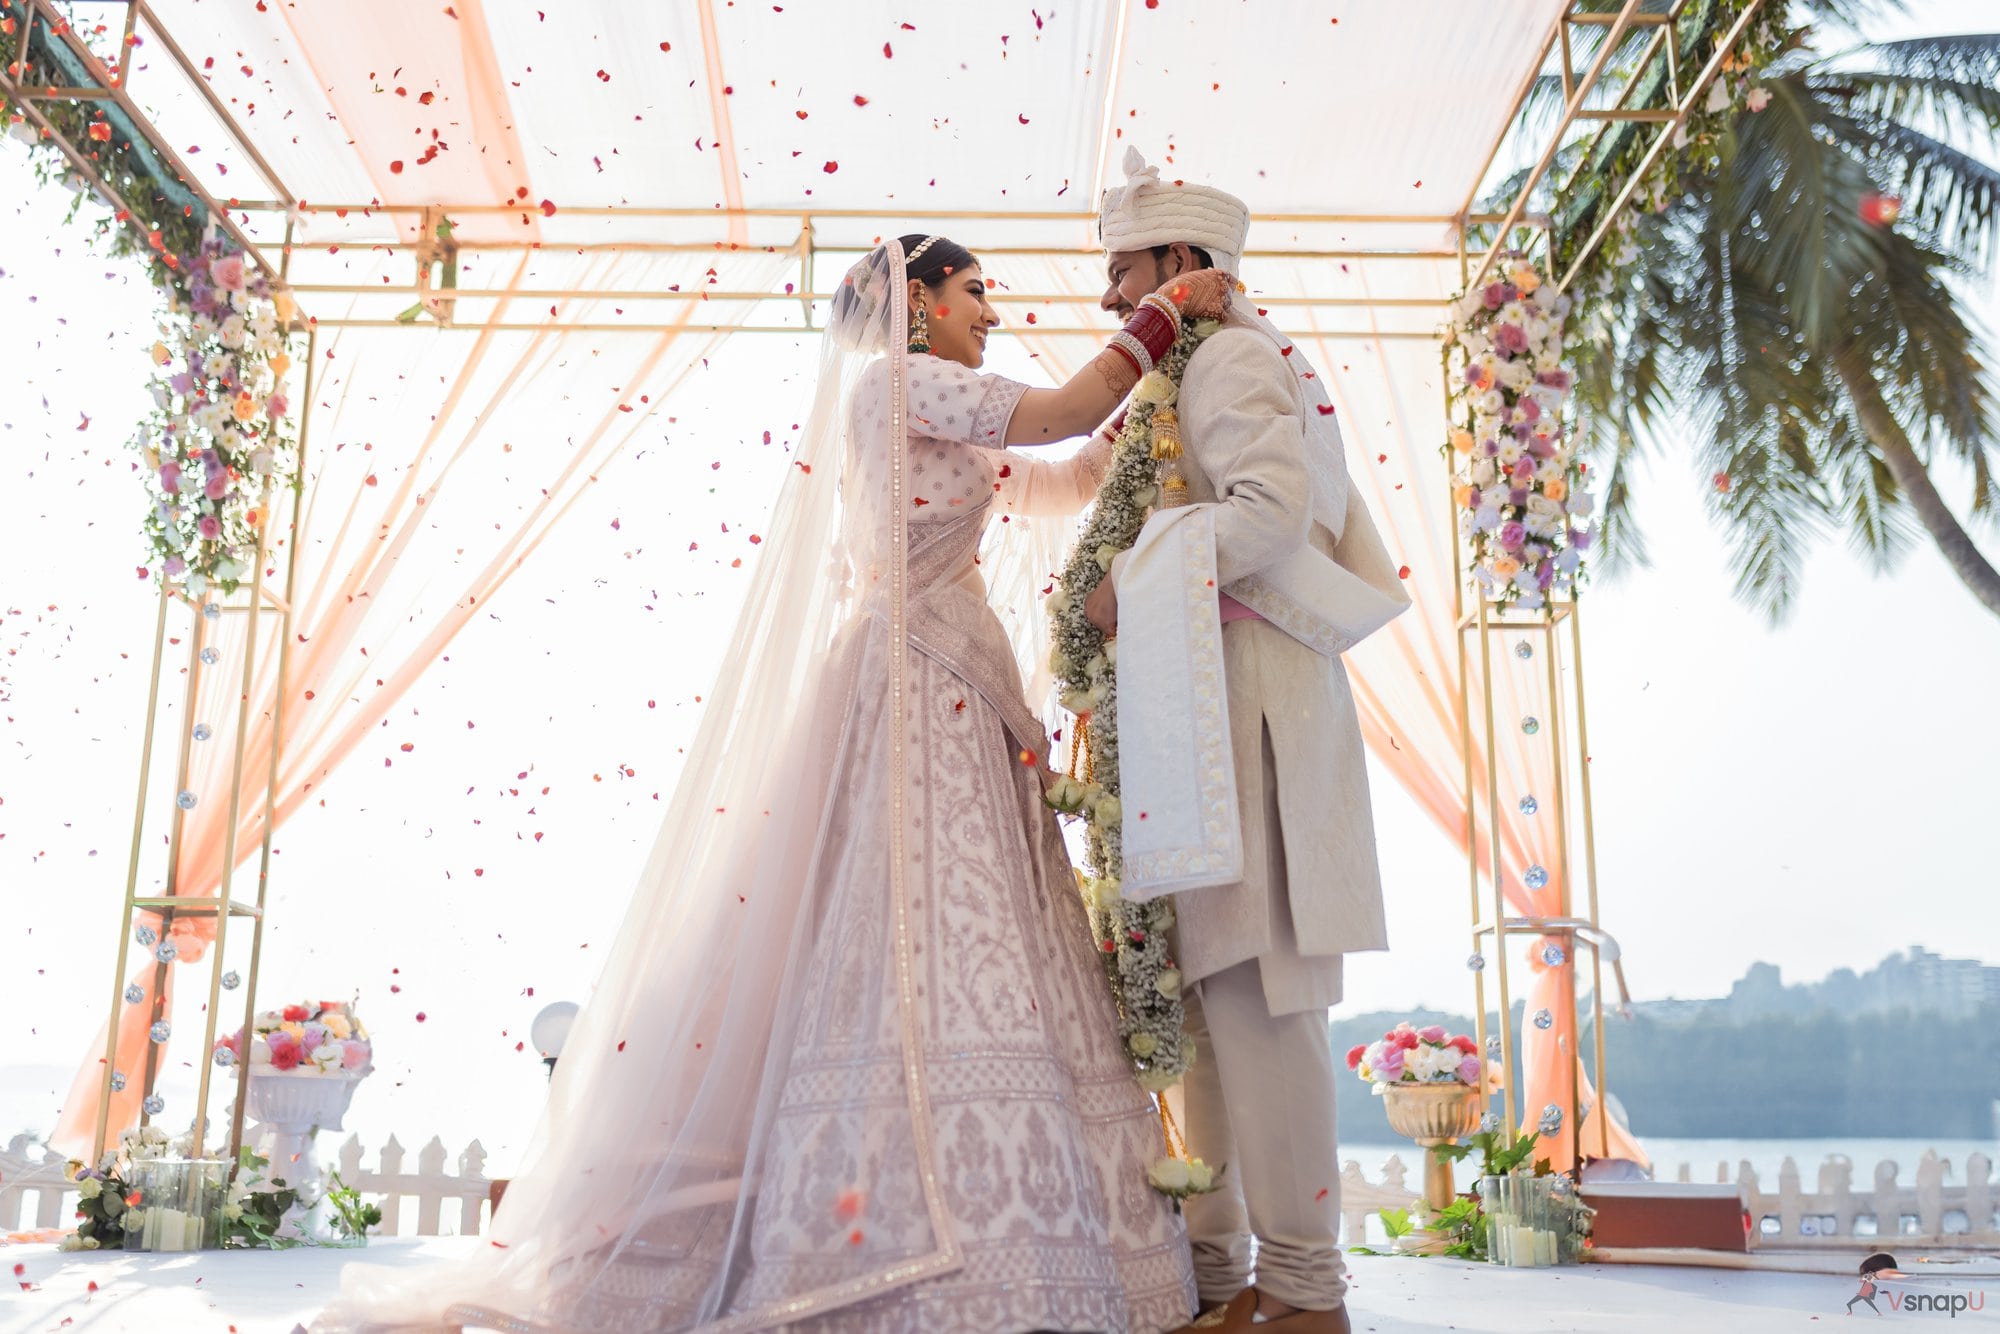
[1124,302,1178,364]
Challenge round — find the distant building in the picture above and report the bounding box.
[1689,947,2000,1021]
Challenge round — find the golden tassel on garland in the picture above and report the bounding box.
[1150,404,1189,508]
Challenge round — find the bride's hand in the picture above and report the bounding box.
[1154,268,1234,321]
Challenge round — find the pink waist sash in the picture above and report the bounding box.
[1218,592,1265,625]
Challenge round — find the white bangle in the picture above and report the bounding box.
[1109,329,1154,376]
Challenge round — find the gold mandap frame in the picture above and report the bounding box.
[2,0,1764,1176]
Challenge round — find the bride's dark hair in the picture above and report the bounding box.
[829,234,978,349]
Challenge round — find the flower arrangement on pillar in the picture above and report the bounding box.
[1350,1022,1492,1254]
[1441,258,1591,611]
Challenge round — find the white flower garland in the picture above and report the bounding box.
[1047,319,1222,1202]
[1443,258,1593,611]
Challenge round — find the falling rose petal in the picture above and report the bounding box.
[1398,565,1411,580]
[853,94,870,106]
[390,160,404,174]
[823,161,838,174]
[540,199,558,217]
[415,1012,427,1022]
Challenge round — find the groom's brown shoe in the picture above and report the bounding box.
[1169,1286,1352,1333]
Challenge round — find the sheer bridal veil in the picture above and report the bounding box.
[318,241,964,1332]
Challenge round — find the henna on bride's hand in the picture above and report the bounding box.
[1091,348,1140,396]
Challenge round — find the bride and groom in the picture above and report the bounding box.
[318,149,1408,1334]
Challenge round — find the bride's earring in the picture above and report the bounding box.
[907,305,931,356]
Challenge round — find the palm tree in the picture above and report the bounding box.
[1565,15,2000,620]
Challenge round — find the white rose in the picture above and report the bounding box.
[1094,544,1118,572]
[1567,492,1596,519]
[1132,371,1177,406]
[311,1043,344,1072]
[222,1201,245,1222]
[1706,78,1732,113]
[1477,389,1505,416]
[1059,689,1093,714]
[1527,495,1563,521]
[1470,459,1496,487]
[1497,360,1533,391]
[220,315,248,349]
[1186,1160,1215,1193]
[77,1177,103,1201]
[1128,1031,1159,1058]
[250,1040,273,1066]
[59,1234,84,1253]
[1147,1158,1192,1193]
[1103,640,1118,666]
[1155,968,1183,999]
[1093,796,1122,826]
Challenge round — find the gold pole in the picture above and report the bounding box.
[1539,605,1581,1168]
[1477,599,1517,1135]
[189,475,276,1159]
[1570,597,1613,1160]
[137,593,208,1126]
[226,324,315,1168]
[92,585,172,1165]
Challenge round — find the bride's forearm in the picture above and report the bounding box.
[1003,350,1140,448]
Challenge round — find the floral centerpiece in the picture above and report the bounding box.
[1443,258,1591,612]
[1347,1021,1484,1090]
[1046,315,1223,1203]
[134,238,300,597]
[215,998,372,1075]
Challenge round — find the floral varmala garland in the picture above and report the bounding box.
[135,238,301,596]
[1045,309,1223,1201]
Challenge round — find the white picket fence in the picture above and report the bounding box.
[0,1132,496,1240]
[8,1131,1995,1252]
[1336,1148,2000,1250]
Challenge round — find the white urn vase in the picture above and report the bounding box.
[243,1070,365,1234]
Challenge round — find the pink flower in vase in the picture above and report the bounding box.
[1346,1043,1367,1071]
[1373,1046,1407,1081]
[1457,1055,1483,1085]
[265,1030,301,1071]
[298,1021,328,1054]
[1417,1025,1448,1044]
[341,1039,371,1070]
[198,514,222,540]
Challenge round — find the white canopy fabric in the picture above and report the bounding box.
[118,0,1565,332]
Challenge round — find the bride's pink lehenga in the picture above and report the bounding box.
[316,244,1194,1334]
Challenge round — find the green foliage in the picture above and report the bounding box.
[324,1171,383,1242]
[1378,1206,1415,1240]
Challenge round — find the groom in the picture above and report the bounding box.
[1084,149,1410,1333]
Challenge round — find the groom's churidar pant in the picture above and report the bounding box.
[1180,965,1346,1310]
[1173,705,1349,1311]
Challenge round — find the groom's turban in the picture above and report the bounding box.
[1098,146,1250,277]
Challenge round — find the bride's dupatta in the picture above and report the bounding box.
[315,242,973,1332]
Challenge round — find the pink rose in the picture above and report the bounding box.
[1418,1025,1448,1044]
[265,1031,300,1071]
[211,253,247,293]
[299,1022,328,1054]
[204,471,230,500]
[163,555,186,578]
[1346,1043,1367,1071]
[1448,1035,1478,1055]
[1457,1055,1483,1085]
[265,393,289,420]
[1373,1046,1407,1081]
[159,463,182,494]
[198,514,222,540]
[341,1039,371,1070]
[1393,1029,1420,1051]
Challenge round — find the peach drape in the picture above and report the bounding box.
[52,248,793,1157]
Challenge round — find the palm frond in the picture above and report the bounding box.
[1814,33,2000,137]
[1823,411,1920,571]
[1814,104,2000,270]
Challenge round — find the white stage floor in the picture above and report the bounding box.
[3,1238,1985,1332]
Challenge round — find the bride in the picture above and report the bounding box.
[316,236,1231,1333]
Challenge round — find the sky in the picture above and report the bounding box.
[2,1,1997,1172]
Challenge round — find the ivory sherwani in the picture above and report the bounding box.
[1118,315,1406,1016]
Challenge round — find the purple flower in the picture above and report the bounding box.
[169,372,194,396]
[1493,323,1527,355]
[1373,1046,1407,1081]
[1484,439,1501,457]
[1457,1055,1483,1085]
[1518,395,1542,423]
[1535,369,1573,390]
[1571,529,1593,550]
[1509,487,1530,509]
[163,555,186,577]
[187,352,203,377]
[1537,561,1556,590]
[159,463,182,494]
[1482,282,1508,309]
[299,1021,328,1054]
[1499,521,1527,551]
[198,514,221,540]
